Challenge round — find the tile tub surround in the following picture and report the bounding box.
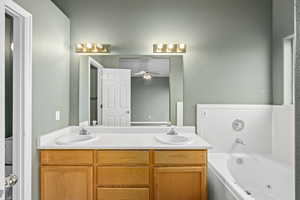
[196,104,295,165]
[38,126,211,150]
[197,104,273,154]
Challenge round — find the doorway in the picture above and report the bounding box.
[4,13,13,200]
[87,57,103,126]
[0,1,32,200]
[90,65,98,125]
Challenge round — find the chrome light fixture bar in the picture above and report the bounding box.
[76,43,111,53]
[153,43,186,53]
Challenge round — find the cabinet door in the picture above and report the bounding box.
[41,166,93,200]
[154,167,207,200]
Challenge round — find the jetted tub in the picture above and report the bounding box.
[208,153,294,200]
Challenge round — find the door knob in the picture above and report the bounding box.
[125,110,130,114]
[5,174,18,188]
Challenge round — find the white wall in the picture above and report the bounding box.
[272,105,295,165]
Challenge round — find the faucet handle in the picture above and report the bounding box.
[235,138,246,145]
[166,126,178,135]
[79,127,89,135]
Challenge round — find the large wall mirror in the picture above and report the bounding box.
[79,55,184,127]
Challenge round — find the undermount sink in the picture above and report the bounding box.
[155,134,193,145]
[55,134,97,145]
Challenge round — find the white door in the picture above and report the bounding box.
[102,68,131,126]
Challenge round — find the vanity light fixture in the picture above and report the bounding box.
[153,43,186,53]
[76,43,111,53]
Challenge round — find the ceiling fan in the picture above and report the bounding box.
[133,71,161,80]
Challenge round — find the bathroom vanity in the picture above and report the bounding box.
[38,127,210,200]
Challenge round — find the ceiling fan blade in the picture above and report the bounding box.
[149,71,161,75]
[133,71,146,75]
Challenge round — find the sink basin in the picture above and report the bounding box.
[155,135,193,145]
[55,135,97,145]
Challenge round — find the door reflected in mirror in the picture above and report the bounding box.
[79,55,183,127]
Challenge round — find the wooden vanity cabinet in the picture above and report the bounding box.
[40,150,207,200]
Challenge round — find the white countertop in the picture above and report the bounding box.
[38,126,211,150]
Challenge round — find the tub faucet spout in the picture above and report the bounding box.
[79,128,90,135]
[235,138,246,145]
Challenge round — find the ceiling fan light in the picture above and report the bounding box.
[143,73,152,80]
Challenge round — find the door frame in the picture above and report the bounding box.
[0,1,32,200]
[88,57,103,125]
[283,34,296,105]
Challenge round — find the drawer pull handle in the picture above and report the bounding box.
[119,157,137,159]
[169,155,187,158]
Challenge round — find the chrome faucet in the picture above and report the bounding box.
[79,128,90,135]
[235,138,246,145]
[166,125,178,135]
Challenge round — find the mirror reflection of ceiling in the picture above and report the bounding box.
[119,57,170,77]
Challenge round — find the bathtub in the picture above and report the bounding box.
[208,153,294,200]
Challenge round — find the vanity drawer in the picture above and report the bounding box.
[97,188,149,200]
[154,150,207,165]
[40,150,93,165]
[96,150,150,165]
[96,167,150,186]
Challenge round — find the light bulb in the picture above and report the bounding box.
[143,72,152,80]
[168,44,174,49]
[179,43,186,49]
[86,43,93,49]
[97,44,103,49]
[157,44,163,49]
[76,43,83,49]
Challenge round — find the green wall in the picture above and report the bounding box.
[79,56,89,123]
[131,77,170,122]
[169,56,184,124]
[11,0,70,199]
[53,0,273,125]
